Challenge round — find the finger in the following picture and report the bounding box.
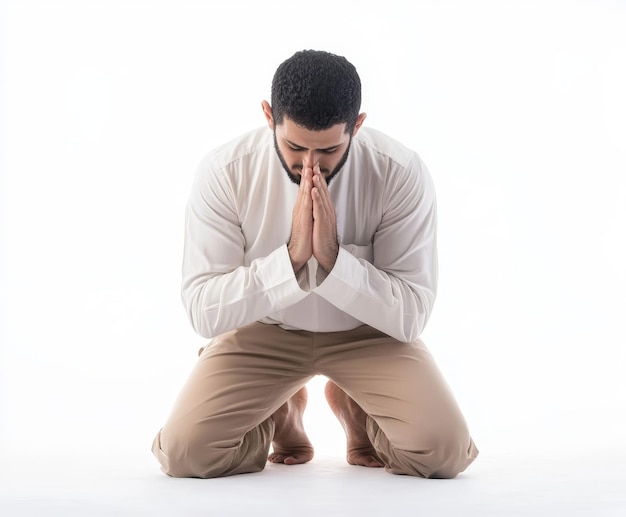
[313,163,329,191]
[299,165,308,191]
[312,186,332,224]
[312,187,321,221]
[313,173,333,216]
[299,166,313,205]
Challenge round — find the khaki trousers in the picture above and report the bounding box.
[152,323,478,478]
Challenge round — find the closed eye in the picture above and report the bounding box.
[284,139,341,154]
[287,146,338,154]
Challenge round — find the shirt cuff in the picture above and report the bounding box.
[313,246,361,306]
[255,242,311,300]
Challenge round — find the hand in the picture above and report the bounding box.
[311,164,338,273]
[287,165,314,273]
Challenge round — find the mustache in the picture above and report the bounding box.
[292,164,331,175]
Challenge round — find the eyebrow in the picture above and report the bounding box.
[284,138,341,152]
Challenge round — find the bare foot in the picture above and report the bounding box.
[268,386,314,465]
[325,381,384,468]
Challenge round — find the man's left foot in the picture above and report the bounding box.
[268,386,314,465]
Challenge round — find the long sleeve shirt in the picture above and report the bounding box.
[182,126,438,343]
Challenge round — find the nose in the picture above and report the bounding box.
[302,150,318,168]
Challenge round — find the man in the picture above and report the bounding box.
[152,50,478,479]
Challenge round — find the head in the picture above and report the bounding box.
[262,50,367,185]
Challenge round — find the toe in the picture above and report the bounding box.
[267,453,284,463]
[365,456,384,468]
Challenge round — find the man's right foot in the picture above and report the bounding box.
[324,381,384,468]
[268,386,314,465]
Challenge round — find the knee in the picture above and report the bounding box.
[381,426,478,479]
[152,423,217,478]
[420,433,478,479]
[152,419,272,478]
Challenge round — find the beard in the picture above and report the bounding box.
[273,131,352,186]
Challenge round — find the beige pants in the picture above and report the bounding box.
[152,323,478,478]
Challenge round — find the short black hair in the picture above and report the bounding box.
[271,50,361,133]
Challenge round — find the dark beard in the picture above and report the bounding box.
[273,131,351,186]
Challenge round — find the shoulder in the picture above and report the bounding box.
[351,128,432,194]
[199,127,272,173]
[353,127,420,170]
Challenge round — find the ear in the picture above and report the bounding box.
[352,112,367,136]
[261,100,274,130]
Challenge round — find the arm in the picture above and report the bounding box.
[314,156,438,342]
[181,161,307,339]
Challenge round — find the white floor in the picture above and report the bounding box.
[1,447,624,517]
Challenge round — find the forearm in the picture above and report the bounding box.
[182,245,308,338]
[314,247,437,343]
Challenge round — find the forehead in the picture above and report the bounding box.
[277,118,349,149]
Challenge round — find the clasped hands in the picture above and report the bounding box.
[288,163,338,275]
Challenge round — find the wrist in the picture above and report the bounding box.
[317,244,339,274]
[287,242,308,274]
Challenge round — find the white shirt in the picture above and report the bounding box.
[182,126,438,342]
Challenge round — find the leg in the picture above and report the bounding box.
[267,386,313,465]
[318,326,478,478]
[152,323,314,478]
[325,381,383,467]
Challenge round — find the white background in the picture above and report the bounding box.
[1,0,625,465]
